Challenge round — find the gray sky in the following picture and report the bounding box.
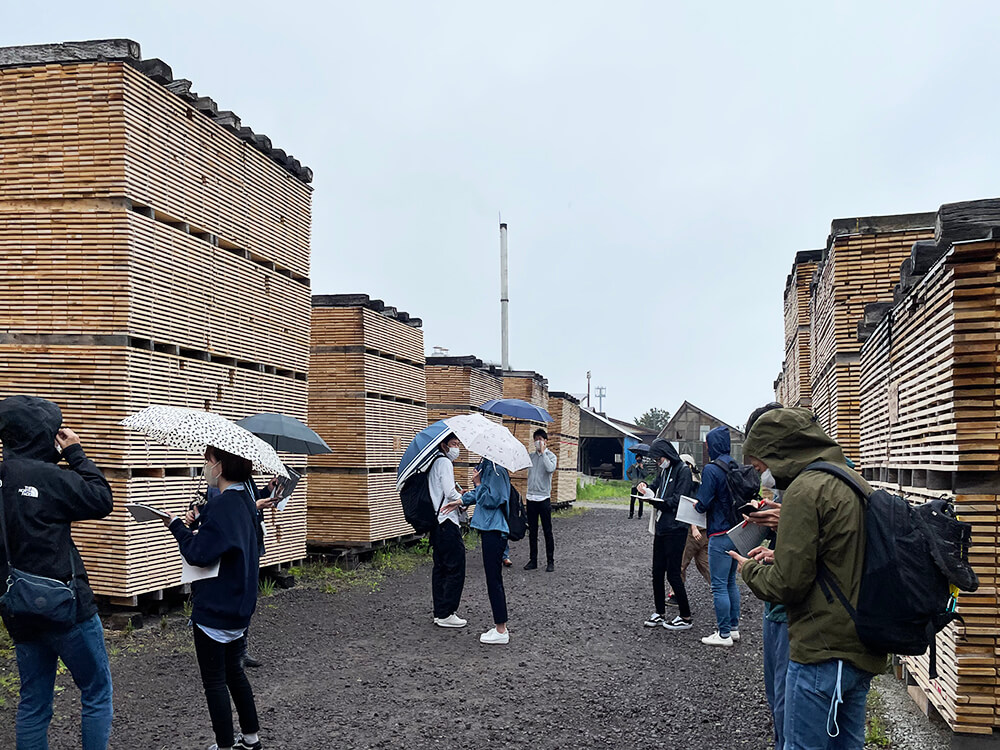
[7,2,1000,428]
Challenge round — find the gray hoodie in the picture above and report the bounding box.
[526,449,558,500]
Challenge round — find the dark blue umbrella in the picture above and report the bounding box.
[480,398,553,423]
[629,443,651,454]
[396,420,453,492]
[236,413,332,455]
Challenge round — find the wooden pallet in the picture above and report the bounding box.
[779,251,821,407]
[547,393,581,504]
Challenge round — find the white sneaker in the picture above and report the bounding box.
[701,631,734,648]
[643,612,665,627]
[663,616,693,631]
[434,614,468,628]
[730,629,741,642]
[480,627,509,645]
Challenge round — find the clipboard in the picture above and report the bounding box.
[674,495,706,528]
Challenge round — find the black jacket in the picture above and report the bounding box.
[170,483,260,630]
[646,442,693,536]
[0,396,113,642]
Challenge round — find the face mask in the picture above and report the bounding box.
[659,458,669,470]
[447,446,460,461]
[535,440,544,451]
[204,460,221,488]
[760,468,775,490]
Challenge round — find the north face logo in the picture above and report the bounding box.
[17,486,39,498]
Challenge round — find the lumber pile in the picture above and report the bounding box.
[778,250,822,407]
[307,296,428,545]
[424,355,503,488]
[857,199,1000,734]
[501,371,550,499]
[0,40,312,599]
[809,213,935,459]
[547,392,581,504]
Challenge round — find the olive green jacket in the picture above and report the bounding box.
[741,408,886,675]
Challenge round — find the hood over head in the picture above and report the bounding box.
[0,395,63,463]
[648,438,681,465]
[742,408,845,490]
[706,426,731,460]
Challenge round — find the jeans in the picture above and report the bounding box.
[652,530,691,618]
[527,498,554,564]
[707,534,741,637]
[784,659,873,750]
[764,616,791,749]
[193,625,260,748]
[629,491,644,518]
[480,530,509,625]
[429,520,466,619]
[14,612,113,750]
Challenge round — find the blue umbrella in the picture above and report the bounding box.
[480,398,553,423]
[236,413,332,455]
[396,421,453,492]
[629,443,651,454]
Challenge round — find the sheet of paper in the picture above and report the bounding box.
[726,521,769,556]
[181,559,221,584]
[125,503,170,523]
[640,488,654,499]
[674,495,707,528]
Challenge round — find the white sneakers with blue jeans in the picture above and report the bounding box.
[707,534,741,638]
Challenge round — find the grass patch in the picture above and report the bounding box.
[553,505,588,518]
[464,530,481,551]
[576,479,633,501]
[865,677,891,748]
[296,539,435,595]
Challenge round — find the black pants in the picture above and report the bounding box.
[653,531,691,618]
[629,491,644,518]
[193,625,260,748]
[527,498,555,564]
[481,530,509,625]
[429,520,466,619]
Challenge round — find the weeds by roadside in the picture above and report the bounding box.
[577,479,632,501]
[865,677,891,748]
[553,505,588,518]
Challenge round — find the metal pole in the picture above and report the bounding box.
[596,386,606,412]
[586,371,591,408]
[500,221,510,371]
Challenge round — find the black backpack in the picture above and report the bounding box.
[400,455,444,534]
[503,485,528,542]
[711,459,762,526]
[806,462,978,679]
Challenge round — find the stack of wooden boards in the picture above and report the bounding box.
[776,250,822,408]
[424,355,503,488]
[547,393,581,504]
[0,41,313,600]
[307,296,427,545]
[809,214,935,460]
[501,371,550,499]
[857,199,1000,735]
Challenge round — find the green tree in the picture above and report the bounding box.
[634,408,671,432]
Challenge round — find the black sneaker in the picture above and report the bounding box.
[242,653,263,668]
[666,595,678,607]
[523,561,537,570]
[545,562,554,573]
[234,735,262,750]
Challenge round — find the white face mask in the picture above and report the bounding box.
[534,440,544,452]
[446,446,460,461]
[760,468,775,490]
[659,458,669,471]
[204,460,221,488]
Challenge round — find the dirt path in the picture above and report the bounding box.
[1,507,775,749]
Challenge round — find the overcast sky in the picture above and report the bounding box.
[7,2,1000,428]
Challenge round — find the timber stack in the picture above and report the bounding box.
[307,295,427,546]
[858,199,1000,735]
[424,355,503,488]
[809,212,935,460]
[0,39,312,601]
[546,392,581,504]
[501,370,550,498]
[776,249,822,408]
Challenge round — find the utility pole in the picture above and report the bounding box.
[500,220,510,371]
[586,371,591,408]
[596,386,606,413]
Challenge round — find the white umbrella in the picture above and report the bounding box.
[120,405,289,477]
[444,413,531,472]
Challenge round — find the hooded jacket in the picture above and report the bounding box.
[0,396,113,642]
[740,408,886,675]
[646,439,693,535]
[694,426,735,535]
[462,459,511,534]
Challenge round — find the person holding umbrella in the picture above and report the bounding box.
[627,445,650,519]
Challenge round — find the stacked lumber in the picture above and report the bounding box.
[501,371,550,499]
[810,213,935,459]
[425,355,503,488]
[547,392,581,504]
[307,296,428,545]
[857,199,1000,735]
[0,41,312,599]
[780,250,822,407]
